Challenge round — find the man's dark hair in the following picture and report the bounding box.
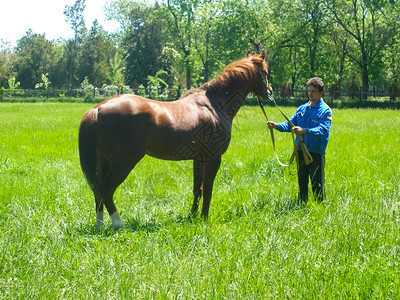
[307,77,324,92]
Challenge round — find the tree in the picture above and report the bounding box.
[385,34,400,100]
[49,41,67,88]
[64,0,87,88]
[107,1,166,87]
[266,0,336,91]
[0,40,18,88]
[297,0,329,77]
[78,20,117,87]
[8,77,20,90]
[327,0,400,100]
[2,0,400,99]
[15,30,58,89]
[35,73,51,90]
[146,70,168,97]
[108,51,125,88]
[165,0,199,89]
[191,0,218,83]
[64,0,87,43]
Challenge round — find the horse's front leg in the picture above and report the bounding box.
[201,156,222,219]
[191,158,205,217]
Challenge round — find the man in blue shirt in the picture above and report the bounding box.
[267,77,332,203]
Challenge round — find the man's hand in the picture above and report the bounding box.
[267,121,277,130]
[292,126,306,135]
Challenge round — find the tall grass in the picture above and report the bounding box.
[0,103,399,298]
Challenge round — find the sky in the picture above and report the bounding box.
[0,0,120,46]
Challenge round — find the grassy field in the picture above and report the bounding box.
[0,102,399,299]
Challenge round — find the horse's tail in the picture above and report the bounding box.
[78,108,99,190]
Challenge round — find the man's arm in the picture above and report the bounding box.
[267,113,298,132]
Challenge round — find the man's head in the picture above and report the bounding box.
[307,77,324,92]
[307,77,324,103]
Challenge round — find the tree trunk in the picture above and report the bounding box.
[186,57,191,90]
[361,64,369,101]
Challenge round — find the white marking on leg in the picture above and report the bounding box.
[110,212,123,231]
[96,211,104,231]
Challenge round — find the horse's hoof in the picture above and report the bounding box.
[110,212,123,231]
[113,223,124,231]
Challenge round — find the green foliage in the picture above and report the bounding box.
[3,0,400,97]
[147,70,168,98]
[78,20,116,88]
[80,76,93,91]
[35,73,51,90]
[62,0,117,89]
[0,40,17,88]
[80,77,94,102]
[113,1,167,88]
[64,0,87,43]
[15,30,59,89]
[108,51,125,87]
[326,0,400,99]
[8,77,20,90]
[0,104,399,298]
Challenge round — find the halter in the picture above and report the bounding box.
[257,68,272,99]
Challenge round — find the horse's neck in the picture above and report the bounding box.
[208,82,251,120]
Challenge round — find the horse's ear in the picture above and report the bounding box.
[246,51,253,58]
[260,51,265,60]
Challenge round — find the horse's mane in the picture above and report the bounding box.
[179,54,267,98]
[206,55,268,94]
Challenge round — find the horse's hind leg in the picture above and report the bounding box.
[95,194,105,231]
[93,155,108,231]
[96,151,144,231]
[105,157,144,231]
[191,158,205,217]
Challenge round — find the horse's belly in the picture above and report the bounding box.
[145,129,231,161]
[145,136,200,161]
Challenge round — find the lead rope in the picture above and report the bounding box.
[257,96,313,169]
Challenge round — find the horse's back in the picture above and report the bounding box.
[89,93,229,161]
[96,94,152,116]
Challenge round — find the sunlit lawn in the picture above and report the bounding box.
[0,103,399,298]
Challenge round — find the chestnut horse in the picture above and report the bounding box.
[79,51,272,231]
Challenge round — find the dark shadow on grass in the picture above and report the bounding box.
[123,217,161,233]
[220,194,272,221]
[73,222,115,237]
[274,197,307,218]
[73,208,206,236]
[117,212,199,234]
[75,196,309,236]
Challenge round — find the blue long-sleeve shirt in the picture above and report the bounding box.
[276,99,332,155]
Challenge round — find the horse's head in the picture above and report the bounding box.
[248,51,273,99]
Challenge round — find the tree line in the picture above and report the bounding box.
[1,0,399,101]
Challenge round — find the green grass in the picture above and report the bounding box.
[0,103,399,298]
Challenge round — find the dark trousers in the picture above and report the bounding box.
[297,152,325,203]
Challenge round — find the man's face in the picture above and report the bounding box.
[308,85,323,102]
